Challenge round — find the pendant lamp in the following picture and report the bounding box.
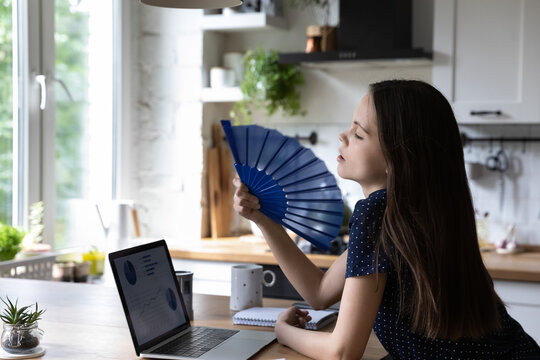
[139,0,242,9]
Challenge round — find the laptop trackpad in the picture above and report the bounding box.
[201,337,273,360]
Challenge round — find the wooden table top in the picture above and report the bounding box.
[0,278,387,360]
[169,237,540,282]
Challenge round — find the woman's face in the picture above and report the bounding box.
[337,94,387,194]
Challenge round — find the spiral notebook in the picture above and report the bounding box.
[232,307,338,331]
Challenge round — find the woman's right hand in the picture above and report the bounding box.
[233,178,266,224]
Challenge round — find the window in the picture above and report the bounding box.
[0,0,14,225]
[1,0,120,249]
[53,0,115,249]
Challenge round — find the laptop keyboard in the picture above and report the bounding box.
[153,327,239,358]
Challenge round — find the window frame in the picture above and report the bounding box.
[14,0,128,247]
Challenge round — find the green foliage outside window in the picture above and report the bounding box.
[54,2,90,247]
[0,0,13,225]
[54,1,89,199]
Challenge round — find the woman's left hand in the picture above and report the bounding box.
[276,306,312,329]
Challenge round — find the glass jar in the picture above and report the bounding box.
[1,322,43,354]
[476,211,490,250]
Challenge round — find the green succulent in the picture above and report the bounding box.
[231,47,305,124]
[0,297,45,326]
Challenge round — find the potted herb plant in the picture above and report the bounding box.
[0,223,25,261]
[1,297,45,354]
[230,47,306,124]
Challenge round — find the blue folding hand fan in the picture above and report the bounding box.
[221,120,344,251]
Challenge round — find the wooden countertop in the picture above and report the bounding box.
[481,245,540,282]
[170,237,540,283]
[169,236,338,268]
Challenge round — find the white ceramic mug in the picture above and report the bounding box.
[230,264,276,311]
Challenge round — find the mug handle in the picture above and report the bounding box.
[262,270,276,287]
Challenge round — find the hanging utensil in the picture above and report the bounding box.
[485,149,509,211]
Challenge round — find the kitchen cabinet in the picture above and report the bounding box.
[494,280,540,343]
[433,0,540,124]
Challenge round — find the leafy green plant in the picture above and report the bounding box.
[0,297,45,326]
[0,223,25,261]
[230,47,306,124]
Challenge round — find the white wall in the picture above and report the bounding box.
[129,3,540,246]
[130,4,204,245]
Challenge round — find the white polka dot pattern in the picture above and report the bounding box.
[346,188,388,279]
[345,189,540,359]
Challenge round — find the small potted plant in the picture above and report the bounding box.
[230,47,306,124]
[1,297,45,354]
[0,223,25,261]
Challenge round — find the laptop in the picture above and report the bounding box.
[109,240,276,360]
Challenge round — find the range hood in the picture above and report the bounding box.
[279,0,432,65]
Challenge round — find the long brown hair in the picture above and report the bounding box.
[370,80,501,340]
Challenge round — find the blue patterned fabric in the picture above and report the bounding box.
[346,188,540,359]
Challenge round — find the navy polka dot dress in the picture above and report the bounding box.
[346,188,540,360]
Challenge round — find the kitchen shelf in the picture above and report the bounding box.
[201,87,242,103]
[201,13,287,32]
[279,49,433,69]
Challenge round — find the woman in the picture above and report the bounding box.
[233,80,540,359]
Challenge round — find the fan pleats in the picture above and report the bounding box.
[222,120,344,251]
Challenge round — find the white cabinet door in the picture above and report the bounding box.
[433,0,540,124]
[494,280,540,343]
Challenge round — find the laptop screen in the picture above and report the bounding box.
[110,241,188,347]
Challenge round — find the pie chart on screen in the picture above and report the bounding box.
[166,288,177,310]
[124,260,137,285]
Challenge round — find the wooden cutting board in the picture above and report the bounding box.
[207,123,233,238]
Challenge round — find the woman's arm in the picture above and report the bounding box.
[275,273,387,360]
[234,178,346,309]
